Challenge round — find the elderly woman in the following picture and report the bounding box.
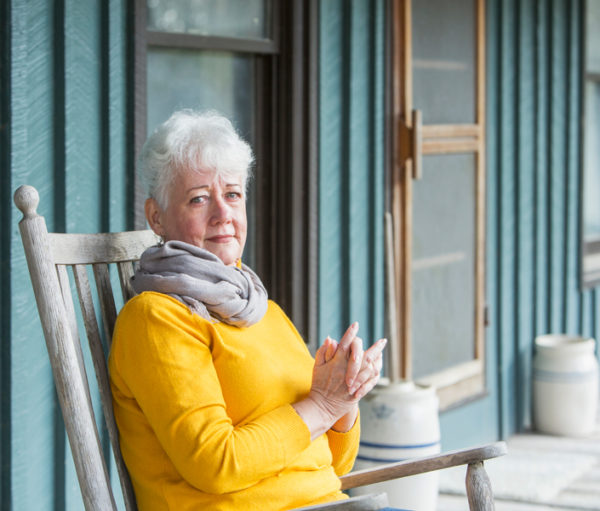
[108,110,387,511]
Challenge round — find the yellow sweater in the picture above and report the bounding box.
[108,291,360,511]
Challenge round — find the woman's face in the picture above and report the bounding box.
[146,168,247,266]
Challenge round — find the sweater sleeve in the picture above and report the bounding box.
[110,295,312,495]
[326,413,361,476]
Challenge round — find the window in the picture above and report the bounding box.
[132,1,319,345]
[582,0,600,287]
[389,0,486,409]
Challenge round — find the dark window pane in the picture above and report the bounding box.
[147,48,257,266]
[147,0,269,39]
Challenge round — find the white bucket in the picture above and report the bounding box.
[532,334,599,436]
[350,381,440,511]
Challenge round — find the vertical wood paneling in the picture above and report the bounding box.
[485,0,501,439]
[65,0,102,235]
[535,0,551,336]
[108,0,130,234]
[371,1,385,344]
[6,0,132,509]
[516,0,536,430]
[10,1,58,509]
[318,1,385,347]
[0,0,11,506]
[565,0,583,335]
[550,0,568,334]
[488,0,595,436]
[499,0,518,437]
[318,0,345,342]
[348,0,372,335]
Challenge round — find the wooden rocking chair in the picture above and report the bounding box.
[14,184,506,511]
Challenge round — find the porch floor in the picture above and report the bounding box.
[437,416,600,511]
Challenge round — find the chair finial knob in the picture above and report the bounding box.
[14,185,40,218]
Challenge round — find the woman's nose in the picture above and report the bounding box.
[210,195,231,224]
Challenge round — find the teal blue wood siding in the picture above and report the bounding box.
[3,0,132,508]
[318,0,386,348]
[486,0,599,437]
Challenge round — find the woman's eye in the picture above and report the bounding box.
[190,195,208,204]
[226,192,242,200]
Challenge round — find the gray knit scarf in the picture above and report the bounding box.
[131,240,268,327]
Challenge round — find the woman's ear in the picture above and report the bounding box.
[145,198,165,236]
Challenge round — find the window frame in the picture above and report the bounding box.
[581,0,600,288]
[130,1,319,348]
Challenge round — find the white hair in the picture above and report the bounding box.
[138,110,254,208]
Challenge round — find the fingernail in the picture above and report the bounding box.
[353,321,359,331]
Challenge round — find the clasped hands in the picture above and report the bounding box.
[306,322,387,435]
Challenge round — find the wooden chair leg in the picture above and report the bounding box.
[466,461,495,511]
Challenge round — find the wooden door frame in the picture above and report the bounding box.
[389,0,486,409]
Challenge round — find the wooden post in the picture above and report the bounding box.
[466,461,495,511]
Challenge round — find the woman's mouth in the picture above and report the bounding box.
[207,235,234,243]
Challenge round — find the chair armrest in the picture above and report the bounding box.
[340,441,507,490]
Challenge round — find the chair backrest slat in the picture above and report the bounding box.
[50,231,159,265]
[56,264,97,410]
[117,261,137,303]
[72,263,138,511]
[72,263,138,510]
[57,264,84,360]
[92,263,118,346]
[14,185,155,511]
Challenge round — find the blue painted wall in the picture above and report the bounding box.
[318,0,386,350]
[3,0,132,508]
[486,0,599,439]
